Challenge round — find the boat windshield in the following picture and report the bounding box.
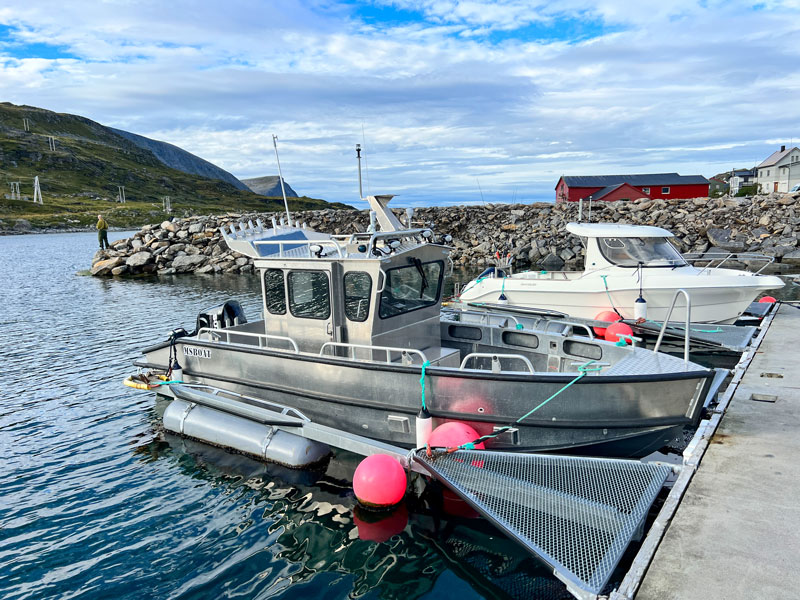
[379,260,443,318]
[598,237,686,267]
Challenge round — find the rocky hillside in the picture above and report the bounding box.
[0,102,350,231]
[240,176,299,197]
[90,191,800,277]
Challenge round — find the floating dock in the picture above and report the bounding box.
[612,302,800,600]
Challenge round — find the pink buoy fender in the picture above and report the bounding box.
[604,322,633,344]
[759,296,777,303]
[353,454,407,509]
[593,310,622,336]
[428,422,485,450]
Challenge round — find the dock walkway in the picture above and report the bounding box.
[636,303,800,599]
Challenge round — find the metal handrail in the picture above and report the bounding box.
[459,352,535,374]
[455,309,521,328]
[252,238,345,258]
[682,252,775,275]
[319,341,428,365]
[543,320,595,340]
[197,327,300,353]
[652,289,691,367]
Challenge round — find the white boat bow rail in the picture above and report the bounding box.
[681,251,776,275]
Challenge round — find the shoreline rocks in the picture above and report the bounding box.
[90,191,800,277]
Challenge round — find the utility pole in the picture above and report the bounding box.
[48,136,56,151]
[32,176,43,204]
[163,196,172,213]
[22,118,30,132]
[9,182,20,200]
[117,186,126,203]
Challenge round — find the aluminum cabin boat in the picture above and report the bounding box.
[457,222,784,324]
[135,197,718,458]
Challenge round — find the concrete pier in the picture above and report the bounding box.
[634,303,800,600]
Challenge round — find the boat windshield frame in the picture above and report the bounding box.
[597,236,687,268]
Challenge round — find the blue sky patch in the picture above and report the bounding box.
[0,25,79,60]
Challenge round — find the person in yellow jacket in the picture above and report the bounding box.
[97,214,110,249]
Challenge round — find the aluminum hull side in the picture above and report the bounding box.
[141,341,711,458]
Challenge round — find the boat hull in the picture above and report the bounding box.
[139,338,712,458]
[460,268,783,323]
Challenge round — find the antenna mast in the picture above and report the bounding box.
[356,144,363,199]
[272,134,292,227]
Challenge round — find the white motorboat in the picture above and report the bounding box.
[457,222,784,324]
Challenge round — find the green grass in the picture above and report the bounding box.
[0,102,351,230]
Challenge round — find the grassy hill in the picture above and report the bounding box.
[0,103,351,231]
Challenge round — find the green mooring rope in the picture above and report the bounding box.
[456,360,602,450]
[419,360,431,412]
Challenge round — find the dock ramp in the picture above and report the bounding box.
[414,449,671,600]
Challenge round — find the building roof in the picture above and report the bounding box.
[590,182,646,201]
[560,173,709,188]
[566,222,674,238]
[757,147,798,168]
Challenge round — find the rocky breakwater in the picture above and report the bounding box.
[90,190,800,277]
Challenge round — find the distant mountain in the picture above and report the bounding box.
[110,128,249,191]
[241,175,299,197]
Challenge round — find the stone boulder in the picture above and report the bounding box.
[161,220,179,233]
[91,257,125,276]
[172,254,207,272]
[706,228,745,252]
[126,251,153,268]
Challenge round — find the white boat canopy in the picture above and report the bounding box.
[566,222,674,238]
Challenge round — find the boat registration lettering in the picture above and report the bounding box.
[183,346,212,359]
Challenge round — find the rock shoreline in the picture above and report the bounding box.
[90,192,800,277]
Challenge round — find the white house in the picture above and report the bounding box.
[756,145,800,193]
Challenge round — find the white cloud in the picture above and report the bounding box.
[0,0,799,205]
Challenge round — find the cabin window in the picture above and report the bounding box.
[599,237,686,267]
[379,260,443,319]
[344,271,372,322]
[264,269,286,315]
[661,187,670,194]
[642,187,650,194]
[288,270,331,320]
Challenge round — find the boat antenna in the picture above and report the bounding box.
[356,144,363,199]
[361,123,371,196]
[476,178,486,206]
[272,134,292,227]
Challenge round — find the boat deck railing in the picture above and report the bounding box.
[460,353,535,373]
[197,327,300,353]
[319,341,429,365]
[682,251,775,275]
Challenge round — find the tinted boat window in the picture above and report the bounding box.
[599,237,686,267]
[288,271,331,319]
[344,272,372,322]
[379,260,443,319]
[264,269,286,315]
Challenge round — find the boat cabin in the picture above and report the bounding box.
[222,196,460,367]
[566,222,687,271]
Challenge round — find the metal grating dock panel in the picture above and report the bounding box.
[414,450,671,600]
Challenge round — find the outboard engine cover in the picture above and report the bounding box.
[195,300,247,331]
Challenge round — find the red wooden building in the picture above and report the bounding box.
[555,173,709,203]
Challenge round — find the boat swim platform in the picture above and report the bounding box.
[611,302,800,600]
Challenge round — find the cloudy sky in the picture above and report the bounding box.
[1,1,799,207]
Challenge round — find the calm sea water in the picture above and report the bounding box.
[0,231,579,600]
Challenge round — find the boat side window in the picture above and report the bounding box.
[288,271,331,320]
[598,237,686,268]
[264,269,286,315]
[379,260,443,319]
[344,271,372,322]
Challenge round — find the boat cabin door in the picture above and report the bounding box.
[262,264,343,354]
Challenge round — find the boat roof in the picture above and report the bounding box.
[566,222,674,238]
